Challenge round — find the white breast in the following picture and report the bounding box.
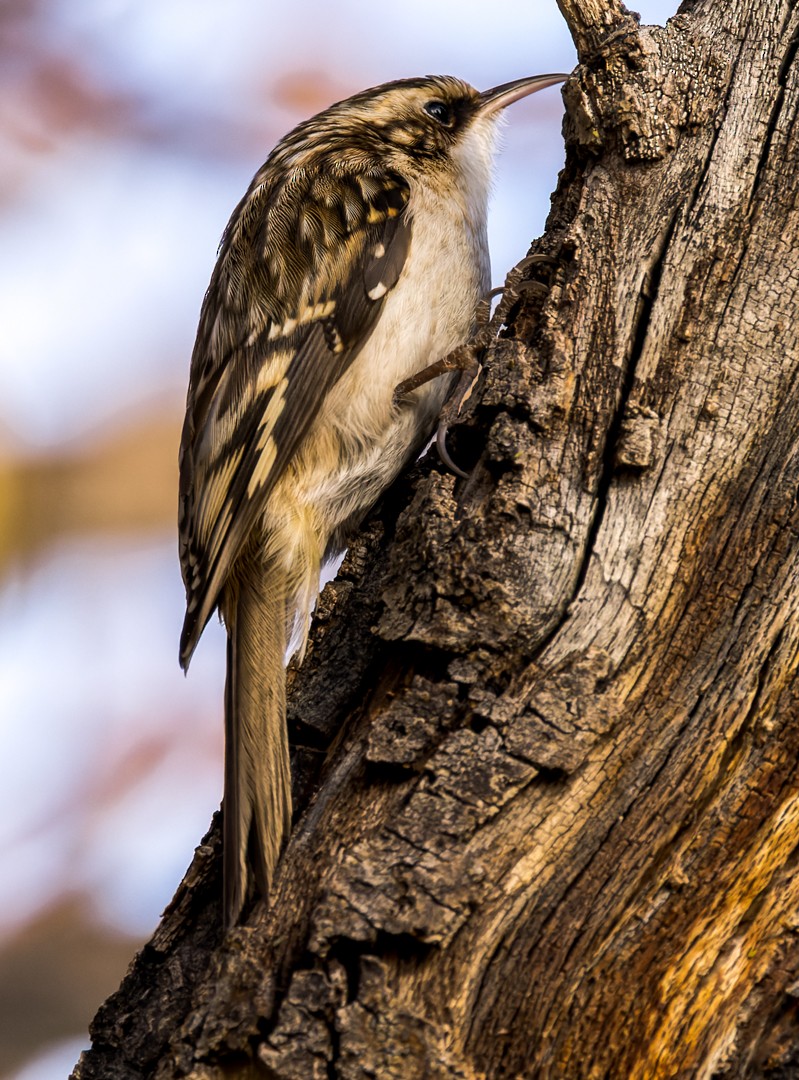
[262,141,495,643]
[314,178,489,513]
[314,114,498,490]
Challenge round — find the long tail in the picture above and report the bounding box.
[222,561,292,929]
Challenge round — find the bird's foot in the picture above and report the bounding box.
[394,253,560,477]
[393,344,482,479]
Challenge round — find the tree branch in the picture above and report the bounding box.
[556,0,639,60]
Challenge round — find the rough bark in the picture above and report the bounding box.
[73,0,799,1076]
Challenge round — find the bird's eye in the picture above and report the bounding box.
[424,100,454,127]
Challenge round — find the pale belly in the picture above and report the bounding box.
[260,184,490,632]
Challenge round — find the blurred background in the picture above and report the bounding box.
[0,0,676,1076]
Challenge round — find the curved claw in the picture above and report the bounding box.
[515,252,559,271]
[474,286,506,328]
[436,423,470,480]
[514,279,550,296]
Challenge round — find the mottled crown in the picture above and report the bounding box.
[269,75,483,171]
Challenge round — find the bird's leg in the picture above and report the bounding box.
[394,254,557,402]
[489,253,559,331]
[437,254,562,474]
[434,350,483,478]
[392,343,482,478]
[392,344,480,402]
[394,253,559,477]
[393,286,499,477]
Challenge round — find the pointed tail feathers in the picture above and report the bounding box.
[222,566,292,929]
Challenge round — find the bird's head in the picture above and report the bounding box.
[271,73,568,192]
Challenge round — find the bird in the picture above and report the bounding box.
[178,71,567,929]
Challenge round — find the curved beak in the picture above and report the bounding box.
[478,73,569,115]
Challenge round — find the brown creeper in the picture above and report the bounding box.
[178,72,566,929]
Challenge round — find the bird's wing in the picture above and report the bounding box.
[178,164,411,668]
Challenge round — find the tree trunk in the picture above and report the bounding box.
[73,1,799,1077]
